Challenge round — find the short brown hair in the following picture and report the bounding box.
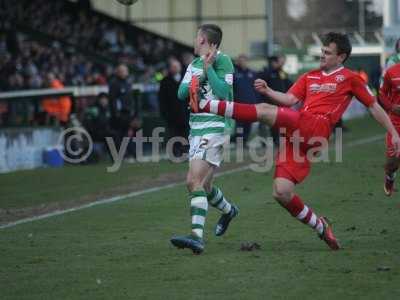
[198,24,223,48]
[322,32,352,63]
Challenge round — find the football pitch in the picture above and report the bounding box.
[1,117,400,299]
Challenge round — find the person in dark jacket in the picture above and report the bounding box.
[83,93,117,162]
[233,54,258,145]
[159,57,189,158]
[108,64,134,142]
[258,54,293,145]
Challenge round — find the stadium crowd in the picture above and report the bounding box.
[0,32,110,91]
[0,0,188,91]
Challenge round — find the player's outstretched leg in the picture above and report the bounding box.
[199,100,278,126]
[189,79,277,126]
[207,186,239,236]
[170,190,207,254]
[273,178,340,250]
[384,157,399,196]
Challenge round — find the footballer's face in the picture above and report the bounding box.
[194,30,206,56]
[320,43,346,71]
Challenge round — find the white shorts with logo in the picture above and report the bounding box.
[188,134,228,167]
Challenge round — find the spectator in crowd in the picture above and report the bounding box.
[41,72,72,125]
[126,116,143,162]
[1,0,191,92]
[82,92,116,162]
[181,51,195,78]
[0,102,8,126]
[158,57,189,158]
[108,64,134,142]
[259,54,292,96]
[370,64,382,94]
[141,66,162,112]
[0,31,110,91]
[233,54,258,145]
[258,54,293,145]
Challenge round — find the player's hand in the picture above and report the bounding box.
[392,105,400,116]
[204,44,218,70]
[254,79,269,95]
[391,134,400,157]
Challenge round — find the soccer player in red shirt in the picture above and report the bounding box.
[190,32,400,250]
[379,62,400,196]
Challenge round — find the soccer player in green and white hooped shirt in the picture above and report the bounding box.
[170,24,239,254]
[381,38,400,85]
[385,38,400,69]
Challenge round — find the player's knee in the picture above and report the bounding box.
[186,176,202,192]
[256,103,271,115]
[256,103,275,123]
[272,184,291,204]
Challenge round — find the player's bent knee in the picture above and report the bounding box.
[186,177,203,192]
[256,103,271,114]
[256,103,277,125]
[272,185,291,204]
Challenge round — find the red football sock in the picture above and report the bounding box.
[201,100,258,122]
[285,195,323,234]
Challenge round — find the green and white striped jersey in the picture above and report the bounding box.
[178,51,234,137]
[380,53,400,87]
[386,53,400,68]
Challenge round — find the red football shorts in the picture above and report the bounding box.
[272,107,332,184]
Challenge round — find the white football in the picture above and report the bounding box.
[116,0,138,5]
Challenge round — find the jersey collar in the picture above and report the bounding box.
[200,50,221,60]
[322,65,344,76]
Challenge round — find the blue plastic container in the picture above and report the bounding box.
[43,148,64,168]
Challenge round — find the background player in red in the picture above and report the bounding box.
[190,32,400,250]
[379,62,400,196]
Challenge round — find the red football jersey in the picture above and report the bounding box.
[379,63,400,122]
[289,66,376,126]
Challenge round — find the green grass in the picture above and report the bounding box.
[0,159,188,210]
[1,117,400,299]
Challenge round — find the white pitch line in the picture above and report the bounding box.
[0,165,250,229]
[0,134,384,230]
[343,134,383,148]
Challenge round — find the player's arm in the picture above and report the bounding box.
[378,70,392,112]
[369,102,400,142]
[203,45,233,99]
[254,73,306,107]
[177,65,192,100]
[254,79,299,107]
[205,55,233,100]
[352,75,400,154]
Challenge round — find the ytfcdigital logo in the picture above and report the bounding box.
[58,126,344,173]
